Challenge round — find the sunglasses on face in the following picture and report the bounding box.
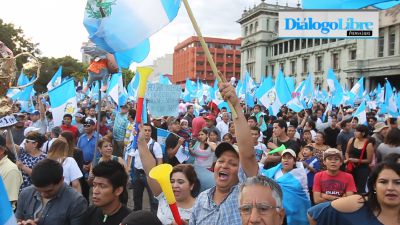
[83,124,92,127]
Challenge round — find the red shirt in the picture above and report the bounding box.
[61,125,79,141]
[313,170,357,197]
[191,117,206,139]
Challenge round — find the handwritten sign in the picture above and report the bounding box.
[146,83,181,117]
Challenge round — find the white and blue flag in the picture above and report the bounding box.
[47,66,62,91]
[0,177,17,225]
[49,79,77,126]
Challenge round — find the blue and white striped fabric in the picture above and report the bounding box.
[17,84,35,113]
[127,73,139,101]
[49,79,77,126]
[302,0,399,9]
[47,66,62,91]
[262,163,311,225]
[156,128,172,155]
[258,71,291,115]
[107,73,127,106]
[83,0,181,67]
[353,100,367,124]
[0,177,17,225]
[327,69,344,106]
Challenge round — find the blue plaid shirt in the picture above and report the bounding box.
[190,168,248,225]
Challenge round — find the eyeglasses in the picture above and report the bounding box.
[25,139,37,143]
[239,203,280,215]
[83,124,92,127]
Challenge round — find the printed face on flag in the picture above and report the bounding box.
[267,90,277,105]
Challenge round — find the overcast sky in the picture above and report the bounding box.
[0,0,298,68]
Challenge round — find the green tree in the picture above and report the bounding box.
[33,56,87,93]
[121,68,135,87]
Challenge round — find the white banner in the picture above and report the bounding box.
[279,10,379,38]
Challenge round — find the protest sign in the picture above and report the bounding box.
[146,83,181,117]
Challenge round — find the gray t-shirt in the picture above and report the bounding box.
[31,118,47,135]
[336,131,354,155]
[377,143,400,163]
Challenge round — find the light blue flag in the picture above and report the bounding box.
[303,0,399,9]
[17,84,34,113]
[0,177,17,225]
[258,71,292,115]
[353,101,367,124]
[262,163,311,225]
[300,74,313,100]
[6,88,20,100]
[285,76,295,94]
[244,72,257,107]
[159,74,172,85]
[49,79,77,126]
[383,80,398,116]
[235,79,245,99]
[287,97,305,113]
[83,0,181,68]
[255,75,274,100]
[157,128,172,155]
[47,66,62,91]
[107,73,120,105]
[89,81,100,100]
[17,71,30,86]
[348,77,365,104]
[183,79,196,102]
[327,69,344,106]
[127,74,139,101]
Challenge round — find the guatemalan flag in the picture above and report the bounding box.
[83,0,181,68]
[258,71,292,116]
[47,66,62,91]
[262,162,311,225]
[49,79,77,126]
[0,177,17,225]
[156,128,172,155]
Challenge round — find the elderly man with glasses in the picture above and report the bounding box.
[238,175,285,225]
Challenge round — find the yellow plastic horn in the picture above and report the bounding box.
[137,66,153,98]
[149,164,182,225]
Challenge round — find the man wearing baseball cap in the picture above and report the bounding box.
[371,122,389,151]
[313,148,356,204]
[190,82,258,225]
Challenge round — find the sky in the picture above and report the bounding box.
[0,0,298,68]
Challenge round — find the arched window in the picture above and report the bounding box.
[250,24,253,34]
[245,26,248,36]
[255,21,258,32]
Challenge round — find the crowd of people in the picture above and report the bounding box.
[1,81,399,225]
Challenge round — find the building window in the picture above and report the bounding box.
[266,19,269,31]
[280,62,284,73]
[274,21,279,33]
[289,40,294,52]
[308,39,313,48]
[255,22,258,32]
[316,56,323,72]
[295,39,300,51]
[322,39,328,44]
[245,27,248,36]
[226,63,233,68]
[266,47,269,56]
[349,49,356,60]
[271,64,275,77]
[303,58,308,73]
[301,39,307,49]
[290,60,296,75]
[250,24,253,34]
[227,54,233,58]
[279,43,283,55]
[389,26,395,56]
[265,66,268,76]
[315,39,320,46]
[274,45,278,56]
[284,42,288,53]
[330,39,336,42]
[378,29,384,57]
[332,53,339,70]
[217,53,224,58]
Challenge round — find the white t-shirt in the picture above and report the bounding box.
[61,157,83,184]
[254,142,267,162]
[156,193,193,225]
[133,139,163,169]
[216,121,229,139]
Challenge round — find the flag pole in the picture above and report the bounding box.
[93,80,102,163]
[182,0,238,119]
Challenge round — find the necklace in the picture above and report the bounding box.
[103,203,122,223]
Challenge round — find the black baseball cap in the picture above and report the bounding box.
[215,142,239,158]
[121,210,162,225]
